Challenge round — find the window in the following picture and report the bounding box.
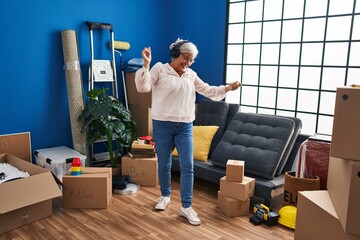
[225,0,360,135]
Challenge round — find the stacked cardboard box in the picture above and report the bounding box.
[126,72,152,136]
[295,86,360,239]
[217,160,255,217]
[131,140,156,158]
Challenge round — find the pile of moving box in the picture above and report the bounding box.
[217,160,255,217]
[122,140,158,187]
[125,70,152,137]
[295,86,360,240]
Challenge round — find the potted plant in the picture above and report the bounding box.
[78,88,137,189]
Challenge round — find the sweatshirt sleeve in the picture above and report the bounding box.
[194,74,227,101]
[134,66,152,93]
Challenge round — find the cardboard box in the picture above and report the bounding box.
[129,105,152,137]
[126,72,152,108]
[331,86,360,161]
[219,176,255,201]
[122,154,158,187]
[131,140,155,157]
[295,191,360,240]
[226,160,244,182]
[327,156,360,236]
[34,146,86,182]
[217,191,250,217]
[62,167,112,209]
[0,132,32,162]
[0,154,62,234]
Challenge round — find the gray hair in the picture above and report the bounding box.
[169,38,199,57]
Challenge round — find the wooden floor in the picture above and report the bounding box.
[1,173,294,240]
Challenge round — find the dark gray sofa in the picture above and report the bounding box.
[172,99,308,205]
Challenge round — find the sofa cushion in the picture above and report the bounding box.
[194,99,229,157]
[172,125,219,162]
[210,112,295,180]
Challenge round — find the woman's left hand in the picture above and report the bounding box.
[225,81,242,92]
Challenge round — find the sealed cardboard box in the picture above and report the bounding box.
[327,156,360,236]
[331,86,360,161]
[295,191,359,240]
[219,176,255,201]
[226,160,244,182]
[34,146,86,182]
[126,72,152,108]
[122,154,158,187]
[0,154,62,234]
[62,167,112,209]
[129,105,152,137]
[0,132,32,162]
[217,191,250,217]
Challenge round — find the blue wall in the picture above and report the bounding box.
[0,0,227,153]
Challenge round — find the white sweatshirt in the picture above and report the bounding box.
[134,62,227,123]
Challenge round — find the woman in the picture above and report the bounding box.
[135,39,241,225]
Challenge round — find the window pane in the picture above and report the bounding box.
[259,87,276,108]
[261,44,279,64]
[242,65,259,85]
[244,22,262,43]
[317,115,334,135]
[301,43,323,66]
[326,16,352,41]
[299,67,321,89]
[258,108,275,115]
[241,86,258,105]
[324,42,349,66]
[262,21,281,43]
[319,91,336,115]
[280,43,300,65]
[279,66,298,88]
[303,18,326,41]
[282,20,303,42]
[245,0,263,22]
[229,2,244,23]
[347,68,360,86]
[225,88,240,104]
[322,68,346,90]
[260,66,278,86]
[227,45,243,64]
[305,0,328,17]
[277,89,297,110]
[228,24,244,43]
[356,0,360,13]
[240,106,257,113]
[329,0,354,15]
[283,0,304,19]
[352,15,360,40]
[298,90,319,112]
[277,110,295,117]
[263,0,283,20]
[349,42,360,66]
[226,65,242,84]
[297,113,317,135]
[243,44,260,64]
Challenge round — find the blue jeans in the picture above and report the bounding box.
[152,120,194,208]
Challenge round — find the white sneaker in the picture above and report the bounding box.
[155,196,171,210]
[180,207,201,226]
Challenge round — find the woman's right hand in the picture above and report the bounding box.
[142,47,152,69]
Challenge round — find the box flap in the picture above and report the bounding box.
[0,132,32,162]
[299,191,338,218]
[0,171,61,214]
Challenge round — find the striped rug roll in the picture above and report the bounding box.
[61,30,89,165]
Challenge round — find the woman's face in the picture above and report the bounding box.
[171,52,195,75]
